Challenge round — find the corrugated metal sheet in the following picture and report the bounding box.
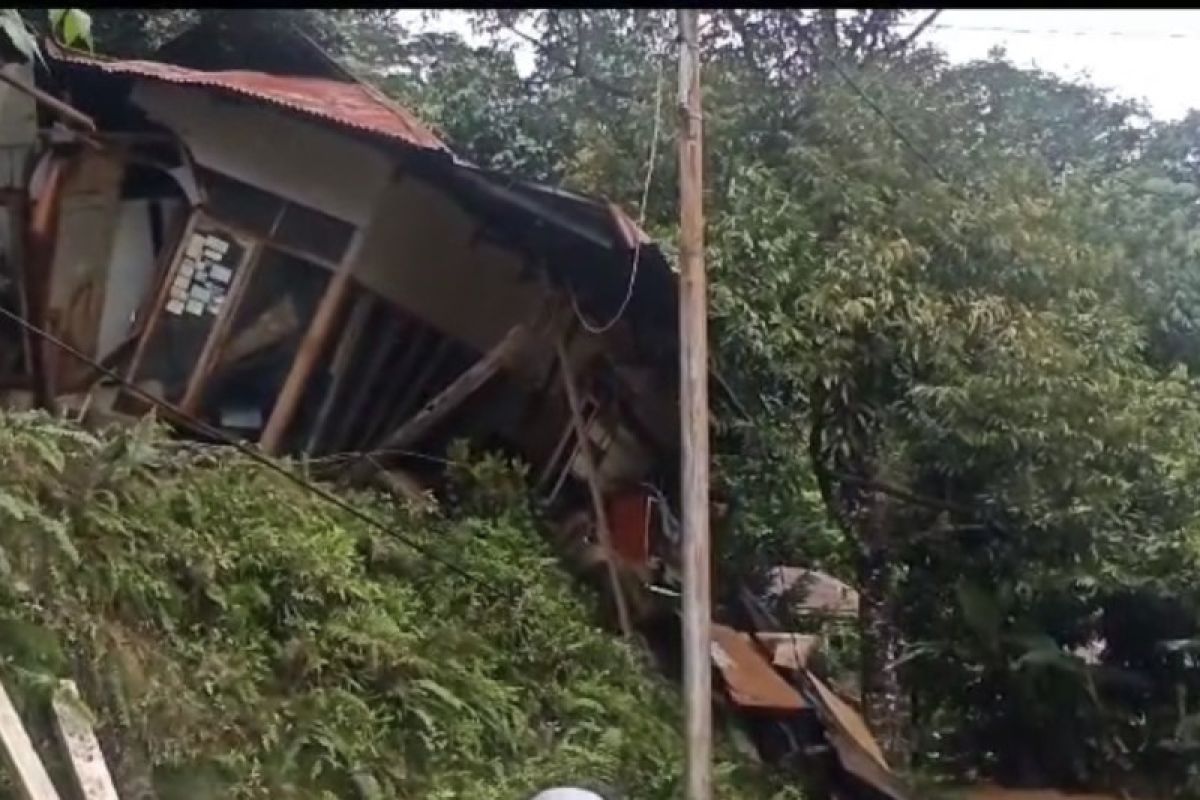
[710,624,808,713]
[45,42,448,153]
[961,788,1128,800]
[805,672,910,800]
[754,632,821,671]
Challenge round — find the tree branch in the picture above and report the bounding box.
[824,468,973,517]
[498,19,637,100]
[893,9,942,53]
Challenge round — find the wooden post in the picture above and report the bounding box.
[0,677,61,800]
[123,209,200,387]
[259,227,367,454]
[178,239,265,415]
[25,155,68,411]
[50,681,119,800]
[677,9,712,800]
[555,336,634,639]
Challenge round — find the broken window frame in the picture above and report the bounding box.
[122,208,264,405]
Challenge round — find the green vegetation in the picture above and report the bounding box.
[6,8,1200,796]
[0,412,792,799]
[372,11,1200,795]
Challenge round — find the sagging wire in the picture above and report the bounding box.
[0,304,512,601]
[570,44,667,335]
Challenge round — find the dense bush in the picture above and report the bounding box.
[0,412,794,799]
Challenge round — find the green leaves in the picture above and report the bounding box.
[0,411,782,799]
[0,9,38,61]
[0,8,92,64]
[48,8,92,50]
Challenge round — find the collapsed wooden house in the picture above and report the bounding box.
[0,23,909,800]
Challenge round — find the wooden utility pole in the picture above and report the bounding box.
[677,9,711,800]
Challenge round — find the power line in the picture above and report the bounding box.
[906,21,1200,42]
[816,43,1200,209]
[813,43,960,194]
[0,304,512,601]
[571,46,666,334]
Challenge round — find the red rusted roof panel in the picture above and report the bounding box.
[711,624,808,713]
[47,43,448,153]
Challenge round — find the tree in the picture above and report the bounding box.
[706,52,1200,791]
[382,12,1200,789]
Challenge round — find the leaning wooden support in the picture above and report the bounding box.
[50,681,119,800]
[259,228,369,454]
[555,336,634,639]
[0,676,61,800]
[350,323,532,482]
[0,68,95,132]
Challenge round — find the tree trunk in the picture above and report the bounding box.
[856,487,912,769]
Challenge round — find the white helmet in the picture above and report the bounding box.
[530,790,606,800]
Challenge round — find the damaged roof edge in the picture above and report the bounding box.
[43,39,451,154]
[45,38,664,275]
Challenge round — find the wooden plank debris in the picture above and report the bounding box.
[50,680,119,800]
[556,336,634,639]
[0,676,62,800]
[709,624,807,713]
[382,336,453,440]
[803,672,909,800]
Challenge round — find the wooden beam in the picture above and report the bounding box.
[123,209,200,389]
[350,323,531,481]
[304,293,372,455]
[259,228,367,454]
[555,336,634,639]
[0,69,95,133]
[49,681,119,800]
[25,155,68,410]
[0,677,61,800]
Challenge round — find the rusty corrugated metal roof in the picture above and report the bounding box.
[45,42,448,153]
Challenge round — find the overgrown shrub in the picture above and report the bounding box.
[0,411,797,799]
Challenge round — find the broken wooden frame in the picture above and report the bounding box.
[114,164,363,434]
[556,334,634,639]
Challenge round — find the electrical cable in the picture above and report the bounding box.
[815,42,1200,210]
[0,304,511,601]
[571,48,666,335]
[907,21,1200,41]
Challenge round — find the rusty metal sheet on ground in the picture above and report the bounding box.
[710,624,807,713]
[805,672,910,800]
[959,788,1130,800]
[754,632,821,670]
